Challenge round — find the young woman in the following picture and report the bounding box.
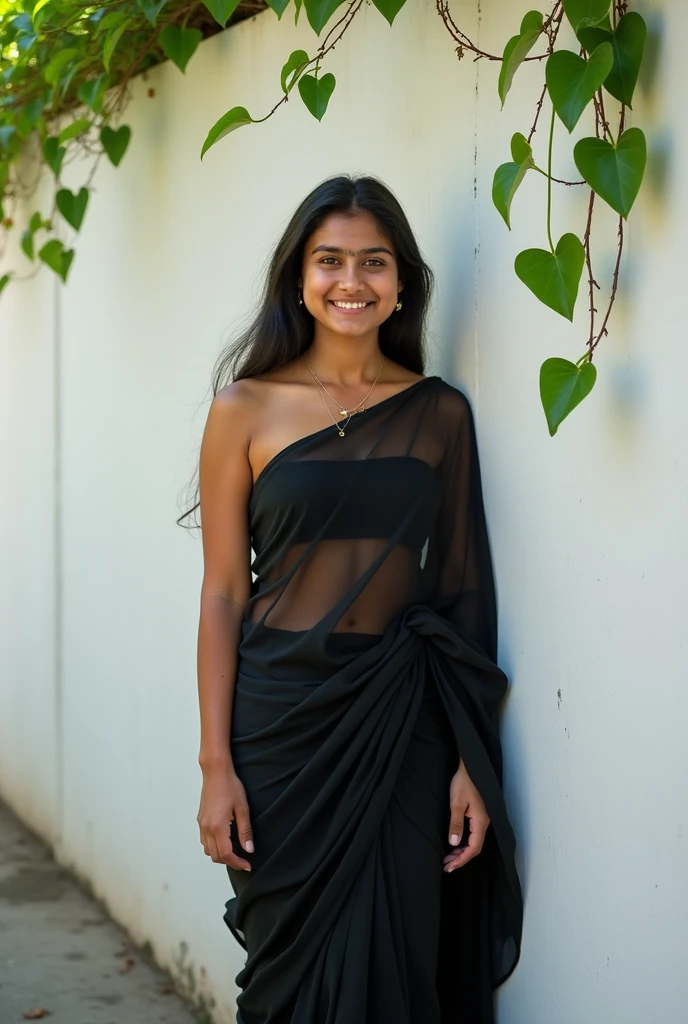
[182,174,523,1023]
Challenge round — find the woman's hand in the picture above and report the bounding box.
[444,759,490,873]
[197,759,254,870]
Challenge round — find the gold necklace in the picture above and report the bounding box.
[304,354,385,417]
[311,380,353,437]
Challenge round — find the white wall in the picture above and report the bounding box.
[1,0,684,1020]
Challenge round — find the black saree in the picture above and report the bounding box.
[222,374,523,1024]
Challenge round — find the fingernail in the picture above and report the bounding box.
[245,840,254,853]
[244,865,251,871]
[450,834,460,846]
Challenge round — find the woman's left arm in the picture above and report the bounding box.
[432,388,501,870]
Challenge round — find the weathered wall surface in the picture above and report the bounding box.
[1,1,684,1020]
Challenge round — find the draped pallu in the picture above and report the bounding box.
[222,376,523,1024]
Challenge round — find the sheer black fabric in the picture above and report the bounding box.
[223,375,523,1024]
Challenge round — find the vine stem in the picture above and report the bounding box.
[583,187,597,356]
[585,96,627,360]
[526,4,564,142]
[546,102,555,252]
[591,216,624,354]
[527,84,547,144]
[532,166,585,186]
[435,0,561,63]
[228,0,364,125]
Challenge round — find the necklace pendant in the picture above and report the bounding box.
[338,428,345,437]
[339,409,347,416]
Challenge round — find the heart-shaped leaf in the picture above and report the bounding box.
[510,131,532,165]
[298,73,336,121]
[540,356,597,435]
[200,106,253,160]
[574,127,646,217]
[56,187,89,231]
[201,0,240,25]
[304,0,347,34]
[493,134,534,229]
[159,25,202,72]
[493,162,531,230]
[372,0,408,27]
[58,117,91,145]
[515,233,585,320]
[563,0,610,33]
[265,0,290,16]
[576,12,611,47]
[42,136,66,177]
[578,12,646,107]
[281,50,309,94]
[38,239,75,283]
[101,125,131,167]
[546,43,613,132]
[498,11,544,106]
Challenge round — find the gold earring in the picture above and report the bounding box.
[395,299,402,312]
[298,290,303,306]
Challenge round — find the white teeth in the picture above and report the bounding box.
[331,301,370,309]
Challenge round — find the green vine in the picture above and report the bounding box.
[0,0,648,434]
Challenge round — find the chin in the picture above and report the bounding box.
[331,320,381,336]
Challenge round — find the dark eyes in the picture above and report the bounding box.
[319,257,386,267]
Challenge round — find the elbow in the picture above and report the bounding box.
[199,583,251,615]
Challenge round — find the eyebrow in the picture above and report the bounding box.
[311,245,395,258]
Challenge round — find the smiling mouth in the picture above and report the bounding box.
[328,300,375,310]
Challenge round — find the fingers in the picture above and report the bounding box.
[443,813,490,872]
[234,802,254,854]
[448,804,467,849]
[199,817,253,871]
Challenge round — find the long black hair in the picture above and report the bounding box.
[177,173,434,528]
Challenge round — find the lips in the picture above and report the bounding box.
[328,300,375,311]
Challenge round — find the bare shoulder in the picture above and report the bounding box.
[210,378,266,437]
[199,380,267,479]
[214,377,263,412]
[210,375,312,482]
[219,373,311,429]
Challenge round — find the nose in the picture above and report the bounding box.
[338,260,365,292]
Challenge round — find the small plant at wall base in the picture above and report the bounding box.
[0,0,647,435]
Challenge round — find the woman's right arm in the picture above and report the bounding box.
[195,383,255,870]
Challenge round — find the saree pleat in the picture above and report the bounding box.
[223,376,523,1023]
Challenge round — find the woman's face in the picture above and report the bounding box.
[299,211,403,339]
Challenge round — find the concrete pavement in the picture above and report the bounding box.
[0,799,207,1024]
